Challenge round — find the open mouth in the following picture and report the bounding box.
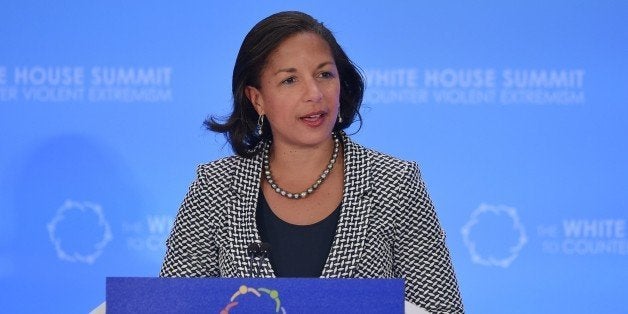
[301,112,326,122]
[299,111,327,127]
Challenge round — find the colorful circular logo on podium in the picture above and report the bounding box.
[221,285,286,313]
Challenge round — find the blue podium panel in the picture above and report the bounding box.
[106,277,404,314]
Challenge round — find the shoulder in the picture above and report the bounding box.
[197,155,240,175]
[345,136,419,180]
[193,152,262,189]
[193,155,247,188]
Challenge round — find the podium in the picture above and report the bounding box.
[106,277,404,313]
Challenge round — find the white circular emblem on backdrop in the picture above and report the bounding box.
[47,200,113,264]
[461,203,527,268]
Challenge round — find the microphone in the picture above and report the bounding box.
[257,242,271,277]
[247,242,272,277]
[259,242,271,260]
[247,243,261,277]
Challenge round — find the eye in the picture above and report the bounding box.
[281,76,297,85]
[319,71,336,79]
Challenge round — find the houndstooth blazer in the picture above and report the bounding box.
[160,134,464,313]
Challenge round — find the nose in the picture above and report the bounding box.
[304,79,323,102]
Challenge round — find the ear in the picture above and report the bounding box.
[245,86,264,116]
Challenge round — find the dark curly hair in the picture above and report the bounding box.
[205,11,364,158]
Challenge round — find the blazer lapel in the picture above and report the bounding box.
[321,134,372,277]
[230,150,276,278]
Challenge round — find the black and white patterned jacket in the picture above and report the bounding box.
[160,134,464,313]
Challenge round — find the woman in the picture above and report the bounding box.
[160,11,464,313]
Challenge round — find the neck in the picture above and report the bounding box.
[269,135,336,172]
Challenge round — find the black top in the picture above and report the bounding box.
[256,192,341,277]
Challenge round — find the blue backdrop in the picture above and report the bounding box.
[1,1,627,313]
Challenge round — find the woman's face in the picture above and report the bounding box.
[246,32,341,149]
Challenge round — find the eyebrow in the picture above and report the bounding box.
[273,61,335,75]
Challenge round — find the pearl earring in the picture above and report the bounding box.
[257,114,264,135]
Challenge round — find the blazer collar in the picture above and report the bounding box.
[230,132,372,278]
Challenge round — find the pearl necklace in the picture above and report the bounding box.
[263,133,340,199]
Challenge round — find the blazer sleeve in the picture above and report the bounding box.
[394,162,464,313]
[160,165,220,277]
